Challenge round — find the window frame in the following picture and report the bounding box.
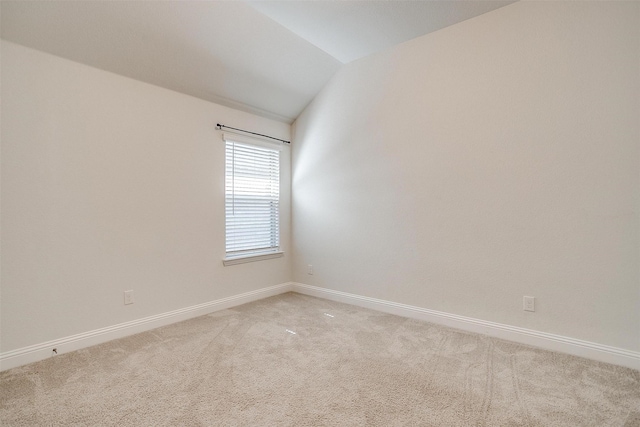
[222,132,283,266]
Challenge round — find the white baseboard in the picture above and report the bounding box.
[291,283,640,371]
[0,282,294,372]
[4,281,638,372]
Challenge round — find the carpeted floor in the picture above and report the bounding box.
[1,292,639,426]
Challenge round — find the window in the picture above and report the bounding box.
[224,134,282,265]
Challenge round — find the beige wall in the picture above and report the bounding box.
[2,1,638,358]
[292,1,639,351]
[0,41,291,353]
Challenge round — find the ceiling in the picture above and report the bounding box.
[1,1,514,123]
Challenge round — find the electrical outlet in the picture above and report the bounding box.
[307,264,313,275]
[523,296,535,312]
[124,290,134,305]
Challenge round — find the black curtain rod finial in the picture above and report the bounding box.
[217,123,290,144]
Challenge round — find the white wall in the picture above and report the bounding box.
[292,2,639,352]
[0,41,291,353]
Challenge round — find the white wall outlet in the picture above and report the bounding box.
[124,290,134,305]
[523,296,535,312]
[307,264,313,275]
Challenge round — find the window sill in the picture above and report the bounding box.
[223,251,284,266]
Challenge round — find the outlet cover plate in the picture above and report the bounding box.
[523,296,535,312]
[124,290,134,305]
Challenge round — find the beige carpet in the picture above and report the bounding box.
[1,292,639,426]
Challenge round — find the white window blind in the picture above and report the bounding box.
[225,135,280,259]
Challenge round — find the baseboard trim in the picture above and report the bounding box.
[0,282,294,372]
[4,282,637,372]
[291,283,640,371]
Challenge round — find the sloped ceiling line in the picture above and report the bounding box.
[0,1,514,123]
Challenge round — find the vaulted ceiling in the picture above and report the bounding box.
[1,1,514,123]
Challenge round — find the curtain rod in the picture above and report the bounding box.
[216,123,290,144]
